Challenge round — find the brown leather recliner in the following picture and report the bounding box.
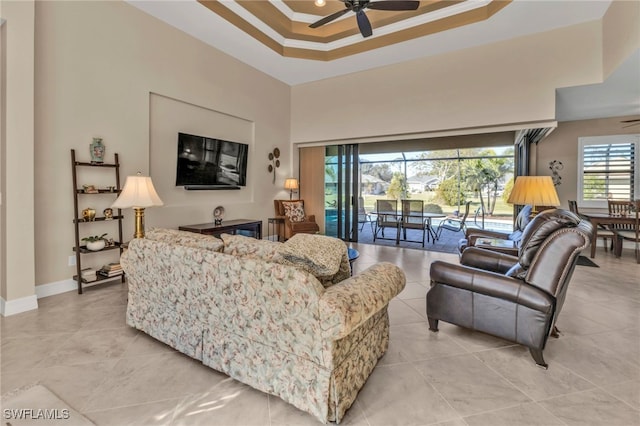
[273,199,320,241]
[458,205,533,255]
[427,209,594,368]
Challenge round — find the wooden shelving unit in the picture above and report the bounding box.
[70,149,125,294]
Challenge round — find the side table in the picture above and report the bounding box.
[179,219,262,239]
[347,248,359,275]
[268,217,285,242]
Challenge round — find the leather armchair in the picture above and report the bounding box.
[274,199,320,240]
[458,205,532,255]
[427,209,593,368]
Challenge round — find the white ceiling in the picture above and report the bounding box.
[128,0,640,121]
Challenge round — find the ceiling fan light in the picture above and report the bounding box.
[315,0,326,6]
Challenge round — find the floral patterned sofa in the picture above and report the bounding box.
[122,229,406,424]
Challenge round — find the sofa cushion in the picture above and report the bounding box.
[220,233,282,261]
[146,228,224,252]
[282,201,306,222]
[277,234,347,286]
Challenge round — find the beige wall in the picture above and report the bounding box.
[602,0,640,78]
[1,0,36,303]
[291,21,603,144]
[0,14,5,301]
[31,1,291,288]
[534,115,640,212]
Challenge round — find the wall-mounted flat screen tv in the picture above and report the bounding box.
[176,132,248,189]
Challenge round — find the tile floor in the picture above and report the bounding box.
[1,243,639,426]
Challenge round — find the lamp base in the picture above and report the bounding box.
[133,207,146,238]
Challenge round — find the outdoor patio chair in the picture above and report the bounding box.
[358,197,374,232]
[435,201,471,240]
[401,199,427,247]
[374,199,401,244]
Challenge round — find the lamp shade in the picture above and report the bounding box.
[284,178,299,190]
[112,174,164,209]
[507,176,560,207]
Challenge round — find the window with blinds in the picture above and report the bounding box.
[578,135,640,206]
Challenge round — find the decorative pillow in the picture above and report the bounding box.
[282,201,305,223]
[145,228,224,252]
[220,233,282,261]
[277,233,348,287]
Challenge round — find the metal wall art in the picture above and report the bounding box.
[549,160,563,186]
[268,148,280,184]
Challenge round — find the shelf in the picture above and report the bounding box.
[71,149,124,295]
[74,215,124,224]
[73,273,124,285]
[73,242,122,254]
[76,189,121,194]
[74,161,118,168]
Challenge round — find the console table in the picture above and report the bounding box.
[179,219,262,239]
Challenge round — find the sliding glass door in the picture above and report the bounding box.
[325,144,359,241]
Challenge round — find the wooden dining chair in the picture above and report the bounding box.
[569,200,615,252]
[613,199,640,263]
[608,199,634,220]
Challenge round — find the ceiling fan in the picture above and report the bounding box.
[309,0,421,38]
[621,118,640,128]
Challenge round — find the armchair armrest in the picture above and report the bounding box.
[460,247,518,274]
[320,262,405,340]
[430,261,553,313]
[466,229,511,241]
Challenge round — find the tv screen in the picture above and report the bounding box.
[176,132,248,189]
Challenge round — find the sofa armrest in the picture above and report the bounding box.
[460,247,518,274]
[319,262,405,340]
[430,261,553,313]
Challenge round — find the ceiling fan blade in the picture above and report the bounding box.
[367,1,420,11]
[622,122,640,128]
[356,10,373,37]
[620,119,640,123]
[309,8,350,28]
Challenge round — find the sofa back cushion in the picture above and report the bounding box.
[220,233,282,261]
[146,228,224,252]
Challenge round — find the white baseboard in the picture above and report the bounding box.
[35,278,77,299]
[0,294,38,317]
[0,279,77,317]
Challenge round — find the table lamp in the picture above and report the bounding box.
[507,176,560,214]
[112,172,164,238]
[284,178,299,200]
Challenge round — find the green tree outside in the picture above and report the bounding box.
[386,172,409,200]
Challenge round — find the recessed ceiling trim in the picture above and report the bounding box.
[283,2,512,61]
[269,0,352,24]
[216,1,288,45]
[203,0,511,60]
